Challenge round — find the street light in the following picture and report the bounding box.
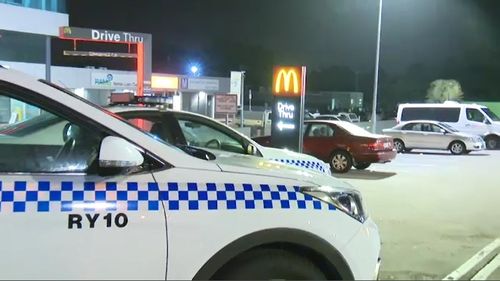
[188,63,201,76]
[190,65,199,75]
[371,0,383,133]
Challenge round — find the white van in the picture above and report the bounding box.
[396,102,500,149]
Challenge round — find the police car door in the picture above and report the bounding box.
[0,90,166,279]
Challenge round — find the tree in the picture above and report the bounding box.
[426,79,464,103]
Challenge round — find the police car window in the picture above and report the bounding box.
[466,108,485,122]
[177,119,246,154]
[307,124,334,137]
[0,95,103,173]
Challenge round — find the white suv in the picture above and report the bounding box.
[0,68,381,280]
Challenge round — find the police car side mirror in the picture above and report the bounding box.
[246,143,257,155]
[484,119,492,125]
[99,136,144,168]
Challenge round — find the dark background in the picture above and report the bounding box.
[58,0,500,114]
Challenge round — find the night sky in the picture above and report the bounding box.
[65,0,500,106]
[67,0,500,72]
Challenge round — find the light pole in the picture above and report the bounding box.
[371,0,383,133]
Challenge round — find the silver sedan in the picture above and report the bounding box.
[382,120,486,155]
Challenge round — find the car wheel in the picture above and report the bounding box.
[211,248,327,280]
[393,139,405,153]
[485,135,498,150]
[330,151,352,173]
[354,162,371,170]
[450,141,466,155]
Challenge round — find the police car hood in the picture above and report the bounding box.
[210,150,350,189]
[258,146,321,162]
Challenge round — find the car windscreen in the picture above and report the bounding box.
[439,122,458,132]
[481,108,500,121]
[336,122,373,137]
[337,115,349,121]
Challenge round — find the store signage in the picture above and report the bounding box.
[230,71,243,106]
[215,94,238,114]
[180,77,189,89]
[60,27,147,43]
[273,66,304,97]
[151,75,179,90]
[91,72,136,88]
[187,78,219,91]
[271,66,307,152]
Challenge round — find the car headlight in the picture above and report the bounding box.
[299,186,367,223]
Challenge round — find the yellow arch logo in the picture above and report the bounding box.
[273,67,303,96]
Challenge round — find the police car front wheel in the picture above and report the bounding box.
[211,248,327,280]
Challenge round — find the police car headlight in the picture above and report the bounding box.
[300,186,367,223]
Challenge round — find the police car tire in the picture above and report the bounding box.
[211,247,327,280]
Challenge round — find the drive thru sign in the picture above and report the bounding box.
[271,66,306,152]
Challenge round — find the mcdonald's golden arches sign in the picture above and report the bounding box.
[272,66,305,97]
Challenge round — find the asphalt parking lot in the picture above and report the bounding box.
[336,149,500,280]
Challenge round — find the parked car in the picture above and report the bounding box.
[338,112,361,123]
[107,105,332,175]
[315,115,341,121]
[254,120,396,173]
[0,68,381,280]
[382,120,486,155]
[396,101,500,149]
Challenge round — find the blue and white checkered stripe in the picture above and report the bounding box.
[274,159,329,174]
[0,181,335,213]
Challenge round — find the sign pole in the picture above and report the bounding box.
[249,89,252,111]
[298,66,307,153]
[240,72,245,128]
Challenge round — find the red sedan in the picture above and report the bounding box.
[254,120,396,173]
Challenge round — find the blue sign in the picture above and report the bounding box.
[180,77,188,89]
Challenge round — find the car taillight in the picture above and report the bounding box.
[367,140,392,151]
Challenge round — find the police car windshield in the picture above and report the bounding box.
[482,108,500,121]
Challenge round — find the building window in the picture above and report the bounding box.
[0,0,66,13]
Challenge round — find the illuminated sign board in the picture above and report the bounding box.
[273,66,304,97]
[151,75,179,90]
[271,66,307,152]
[59,27,147,43]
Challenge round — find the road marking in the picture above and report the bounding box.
[471,254,500,280]
[443,238,500,280]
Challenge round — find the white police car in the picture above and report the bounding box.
[0,68,380,280]
[105,99,331,175]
